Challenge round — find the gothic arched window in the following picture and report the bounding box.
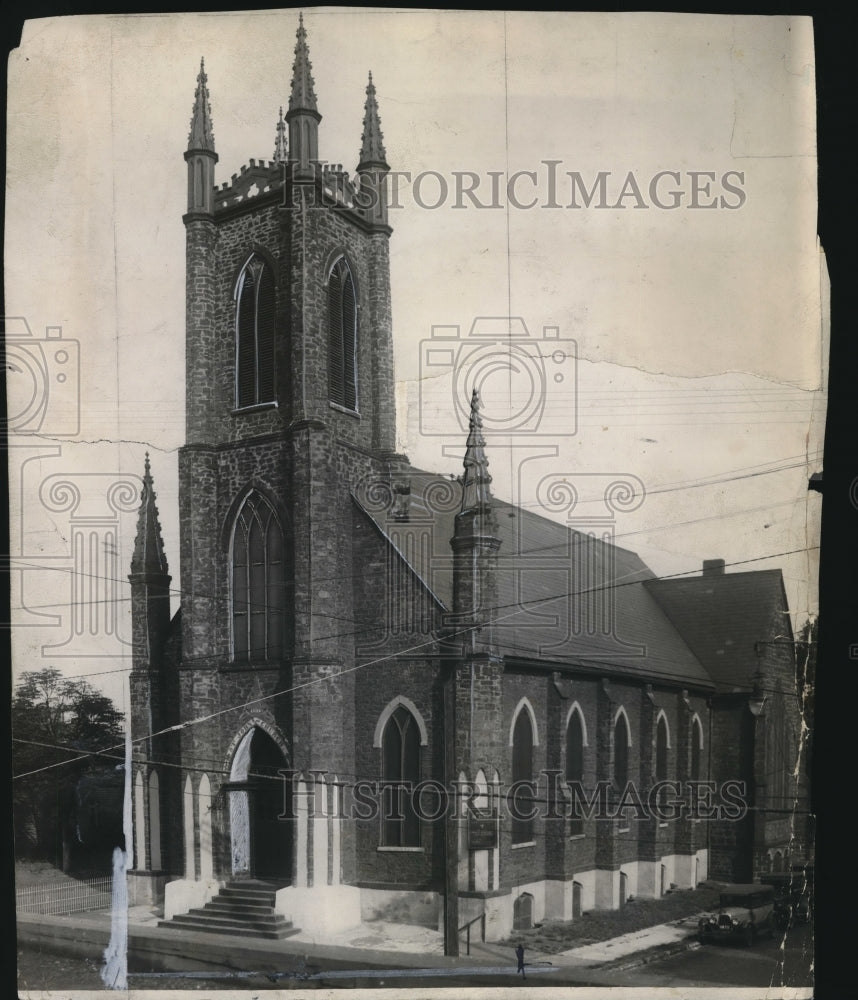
[381,705,420,847]
[327,256,358,411]
[655,715,669,812]
[566,709,585,836]
[511,707,535,844]
[690,717,703,782]
[231,492,285,662]
[614,712,629,789]
[235,254,276,409]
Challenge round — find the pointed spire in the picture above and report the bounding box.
[131,453,169,577]
[460,389,494,513]
[274,106,288,162]
[289,13,318,113]
[188,57,215,152]
[358,71,388,169]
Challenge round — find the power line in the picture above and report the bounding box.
[6,473,820,619]
[13,739,812,817]
[11,545,818,779]
[10,543,820,681]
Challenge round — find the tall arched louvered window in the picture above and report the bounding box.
[381,706,420,847]
[235,254,276,409]
[512,708,535,844]
[614,712,629,789]
[327,256,358,411]
[566,709,585,836]
[231,492,285,662]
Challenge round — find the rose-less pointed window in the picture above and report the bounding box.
[231,492,285,662]
[235,255,276,409]
[381,705,420,846]
[327,256,358,411]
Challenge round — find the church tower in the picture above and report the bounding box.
[163,14,397,908]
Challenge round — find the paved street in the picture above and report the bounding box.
[596,922,813,989]
[17,916,813,992]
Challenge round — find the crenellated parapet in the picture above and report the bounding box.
[213,159,282,210]
[211,159,369,214]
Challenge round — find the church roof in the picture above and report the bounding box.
[644,569,792,693]
[353,468,716,689]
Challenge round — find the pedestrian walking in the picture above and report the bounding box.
[515,942,526,978]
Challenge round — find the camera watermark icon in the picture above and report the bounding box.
[7,461,139,654]
[2,316,80,436]
[507,454,648,658]
[419,317,577,438]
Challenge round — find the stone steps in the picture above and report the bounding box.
[159,880,298,940]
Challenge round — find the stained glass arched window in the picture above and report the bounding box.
[231,492,285,661]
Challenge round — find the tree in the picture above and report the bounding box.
[12,668,125,871]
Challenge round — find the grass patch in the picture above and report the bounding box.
[15,860,85,888]
[504,883,722,954]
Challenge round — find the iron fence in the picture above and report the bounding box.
[16,876,113,915]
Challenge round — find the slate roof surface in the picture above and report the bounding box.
[644,569,790,693]
[353,469,715,690]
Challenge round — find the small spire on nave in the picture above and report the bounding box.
[274,106,288,163]
[131,452,169,577]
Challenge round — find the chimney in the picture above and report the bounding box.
[702,558,725,577]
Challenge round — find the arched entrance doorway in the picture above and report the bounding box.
[228,726,291,882]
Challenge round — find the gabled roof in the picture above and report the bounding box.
[644,569,791,693]
[353,468,714,690]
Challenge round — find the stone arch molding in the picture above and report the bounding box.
[564,701,589,746]
[373,695,429,748]
[690,712,704,748]
[654,709,671,748]
[231,245,279,299]
[612,705,633,746]
[509,697,539,747]
[223,716,290,778]
[221,481,288,551]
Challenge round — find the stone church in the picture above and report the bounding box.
[128,17,809,951]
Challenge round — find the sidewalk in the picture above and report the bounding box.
[17,904,704,980]
[551,911,704,967]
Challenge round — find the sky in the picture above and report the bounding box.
[6,9,824,713]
